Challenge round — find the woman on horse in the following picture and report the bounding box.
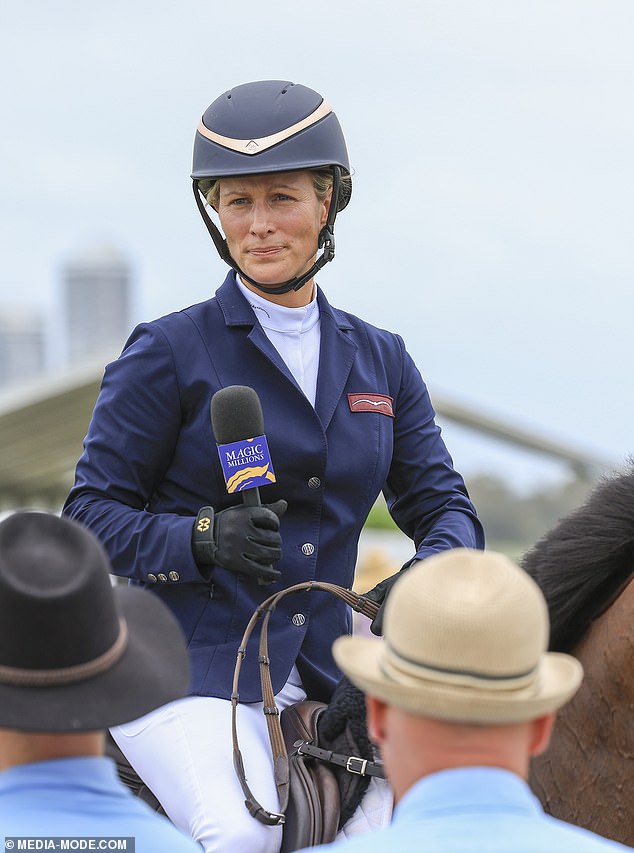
[63,79,484,852]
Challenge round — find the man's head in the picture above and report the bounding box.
[334,549,583,792]
[0,511,190,734]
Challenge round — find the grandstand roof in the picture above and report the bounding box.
[0,363,614,509]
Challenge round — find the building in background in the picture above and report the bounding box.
[0,306,46,389]
[61,244,132,366]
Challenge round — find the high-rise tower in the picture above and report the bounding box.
[0,306,45,388]
[62,244,132,365]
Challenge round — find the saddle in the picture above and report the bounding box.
[278,684,386,851]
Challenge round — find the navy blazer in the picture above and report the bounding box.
[64,273,484,702]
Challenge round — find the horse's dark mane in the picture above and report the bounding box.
[521,463,634,652]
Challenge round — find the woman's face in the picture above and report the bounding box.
[216,171,331,299]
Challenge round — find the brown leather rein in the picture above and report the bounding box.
[230,581,379,826]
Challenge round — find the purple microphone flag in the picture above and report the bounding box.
[217,435,276,493]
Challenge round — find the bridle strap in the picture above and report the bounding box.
[230,581,379,825]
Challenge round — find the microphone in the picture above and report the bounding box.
[210,386,280,585]
[210,385,276,507]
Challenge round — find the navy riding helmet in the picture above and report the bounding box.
[191,80,352,295]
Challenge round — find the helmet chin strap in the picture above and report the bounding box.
[192,167,341,296]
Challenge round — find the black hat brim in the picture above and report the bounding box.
[0,586,190,732]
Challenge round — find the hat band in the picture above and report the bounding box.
[0,619,129,687]
[382,641,538,690]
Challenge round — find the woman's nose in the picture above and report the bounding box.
[249,200,274,236]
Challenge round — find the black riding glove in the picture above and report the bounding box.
[364,557,420,635]
[192,500,287,584]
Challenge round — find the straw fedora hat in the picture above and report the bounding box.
[0,511,190,732]
[334,548,583,724]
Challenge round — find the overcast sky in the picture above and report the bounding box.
[2,1,633,491]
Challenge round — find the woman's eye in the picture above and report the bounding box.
[229,197,249,206]
[274,193,292,202]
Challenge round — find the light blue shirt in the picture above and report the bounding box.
[305,766,632,852]
[0,756,200,852]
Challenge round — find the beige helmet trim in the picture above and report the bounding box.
[197,100,333,156]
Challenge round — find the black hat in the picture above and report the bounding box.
[0,511,190,732]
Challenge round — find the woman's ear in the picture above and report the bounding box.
[320,186,333,227]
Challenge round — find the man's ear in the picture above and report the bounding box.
[529,712,556,757]
[366,694,387,746]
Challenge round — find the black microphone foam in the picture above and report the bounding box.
[210,385,265,445]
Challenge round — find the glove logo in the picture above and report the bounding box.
[196,516,211,533]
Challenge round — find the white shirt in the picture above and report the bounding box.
[237,276,321,407]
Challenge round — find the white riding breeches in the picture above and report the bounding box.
[110,666,306,853]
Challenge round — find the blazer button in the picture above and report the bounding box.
[147,573,158,583]
[307,477,321,489]
[168,571,180,581]
[157,573,168,582]
[301,543,315,556]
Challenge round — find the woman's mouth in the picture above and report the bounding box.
[248,246,284,258]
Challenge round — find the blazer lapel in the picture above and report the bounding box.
[216,273,300,389]
[247,324,299,390]
[315,290,357,431]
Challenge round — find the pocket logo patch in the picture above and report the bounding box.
[348,393,394,417]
